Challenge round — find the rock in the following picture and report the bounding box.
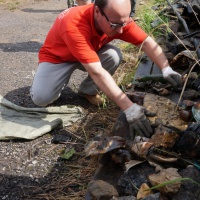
[171,166,200,200]
[113,93,189,139]
[141,193,168,200]
[148,168,182,195]
[149,125,180,148]
[182,89,200,100]
[166,37,194,55]
[179,110,193,122]
[110,196,136,200]
[118,162,155,196]
[87,180,119,200]
[192,103,200,124]
[143,93,188,131]
[174,123,200,158]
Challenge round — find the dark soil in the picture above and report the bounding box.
[0,1,120,199]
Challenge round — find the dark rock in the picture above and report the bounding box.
[179,110,193,122]
[110,196,136,200]
[51,131,71,144]
[191,78,200,92]
[182,89,200,100]
[166,39,194,55]
[174,123,200,158]
[171,166,200,200]
[117,162,155,196]
[141,193,168,200]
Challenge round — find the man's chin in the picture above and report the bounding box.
[106,32,118,37]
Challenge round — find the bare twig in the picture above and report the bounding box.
[67,130,86,142]
[166,0,189,33]
[187,0,200,25]
[166,0,200,60]
[176,60,200,109]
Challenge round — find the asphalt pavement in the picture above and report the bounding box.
[0,0,87,107]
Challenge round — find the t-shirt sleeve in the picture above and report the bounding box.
[118,21,148,45]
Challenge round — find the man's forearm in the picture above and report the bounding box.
[141,36,169,70]
[91,69,133,110]
[83,62,133,110]
[140,36,182,86]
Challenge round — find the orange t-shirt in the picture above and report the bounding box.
[39,4,148,64]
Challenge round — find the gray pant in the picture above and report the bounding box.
[30,44,122,106]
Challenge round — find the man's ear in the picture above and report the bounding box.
[94,6,101,16]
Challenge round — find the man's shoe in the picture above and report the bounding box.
[78,92,104,106]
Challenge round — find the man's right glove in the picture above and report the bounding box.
[162,66,182,87]
[124,103,153,139]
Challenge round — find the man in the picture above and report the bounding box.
[30,0,182,138]
[67,0,75,8]
[67,0,92,8]
[130,0,136,17]
[76,0,92,6]
[68,0,92,7]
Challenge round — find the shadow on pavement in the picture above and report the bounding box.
[0,41,42,53]
[21,8,65,14]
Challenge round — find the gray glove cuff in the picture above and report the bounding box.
[162,66,182,86]
[124,103,144,122]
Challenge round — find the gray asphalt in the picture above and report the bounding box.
[0,0,87,107]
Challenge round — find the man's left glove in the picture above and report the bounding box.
[162,66,182,87]
[124,104,153,139]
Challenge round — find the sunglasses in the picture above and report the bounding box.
[99,8,132,29]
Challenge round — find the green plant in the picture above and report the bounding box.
[118,42,137,53]
[136,0,170,39]
[7,2,20,10]
[60,147,76,160]
[147,177,200,191]
[139,11,156,34]
[101,93,108,108]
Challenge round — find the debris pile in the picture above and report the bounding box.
[85,92,200,200]
[84,0,200,199]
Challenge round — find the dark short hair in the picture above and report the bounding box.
[94,0,108,11]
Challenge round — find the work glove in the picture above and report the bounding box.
[124,104,153,139]
[162,66,182,87]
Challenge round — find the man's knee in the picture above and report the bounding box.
[107,46,123,66]
[30,89,56,107]
[31,94,50,107]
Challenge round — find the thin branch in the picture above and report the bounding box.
[176,60,200,109]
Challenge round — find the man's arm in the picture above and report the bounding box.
[140,36,169,70]
[82,62,133,111]
[82,37,169,109]
[82,62,153,138]
[140,36,182,86]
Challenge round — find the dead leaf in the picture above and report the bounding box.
[125,159,145,172]
[137,183,153,200]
